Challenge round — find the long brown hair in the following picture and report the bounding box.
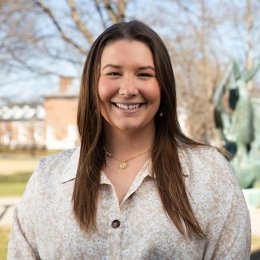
[73,20,205,238]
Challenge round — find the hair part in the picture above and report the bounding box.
[73,20,205,238]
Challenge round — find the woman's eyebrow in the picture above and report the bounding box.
[101,64,155,71]
[138,66,155,71]
[101,64,121,70]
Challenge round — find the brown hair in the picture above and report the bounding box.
[73,20,205,238]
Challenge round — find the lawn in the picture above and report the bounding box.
[0,155,38,196]
[0,172,32,197]
[0,227,9,260]
[0,156,35,259]
[252,235,260,253]
[0,157,39,175]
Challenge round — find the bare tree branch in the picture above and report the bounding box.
[34,0,87,54]
[1,0,259,143]
[93,0,108,28]
[103,0,117,23]
[103,0,125,23]
[67,0,94,44]
[5,46,37,73]
[116,0,126,21]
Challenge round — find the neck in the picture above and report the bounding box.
[103,125,155,158]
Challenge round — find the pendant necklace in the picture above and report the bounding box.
[104,147,151,170]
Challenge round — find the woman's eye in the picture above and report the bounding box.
[138,73,153,78]
[107,72,121,77]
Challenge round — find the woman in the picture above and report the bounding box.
[8,20,251,259]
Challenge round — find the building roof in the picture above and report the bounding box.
[44,76,79,99]
[44,94,79,99]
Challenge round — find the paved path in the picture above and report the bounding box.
[0,197,21,227]
[1,197,260,237]
[250,207,260,237]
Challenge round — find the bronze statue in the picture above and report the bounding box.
[213,61,260,188]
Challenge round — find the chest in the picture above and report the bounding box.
[103,160,147,203]
[33,180,206,259]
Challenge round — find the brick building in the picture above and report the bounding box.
[0,103,45,149]
[44,77,79,149]
[0,77,79,150]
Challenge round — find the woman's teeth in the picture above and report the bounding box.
[115,103,141,110]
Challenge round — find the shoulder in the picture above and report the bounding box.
[34,147,80,187]
[180,145,234,178]
[20,147,79,200]
[180,145,245,223]
[17,147,79,207]
[13,148,79,240]
[38,147,78,172]
[182,145,228,165]
[179,145,239,196]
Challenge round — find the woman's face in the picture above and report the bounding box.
[98,39,161,135]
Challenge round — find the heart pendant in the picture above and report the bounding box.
[119,161,128,170]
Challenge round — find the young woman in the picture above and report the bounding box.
[8,20,251,259]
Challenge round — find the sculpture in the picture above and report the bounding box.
[213,61,260,189]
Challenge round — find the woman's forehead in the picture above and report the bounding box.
[100,40,154,67]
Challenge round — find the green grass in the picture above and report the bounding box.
[0,227,10,260]
[252,235,260,252]
[0,172,31,197]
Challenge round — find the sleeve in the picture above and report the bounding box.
[7,162,42,260]
[212,185,251,259]
[7,208,39,260]
[197,149,252,260]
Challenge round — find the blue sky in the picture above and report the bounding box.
[0,0,259,104]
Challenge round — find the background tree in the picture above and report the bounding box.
[0,0,259,144]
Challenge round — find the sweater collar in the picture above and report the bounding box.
[60,146,190,184]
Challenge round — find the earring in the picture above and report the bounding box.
[157,98,166,118]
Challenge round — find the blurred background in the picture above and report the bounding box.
[0,0,260,258]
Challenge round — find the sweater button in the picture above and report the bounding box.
[111,219,121,229]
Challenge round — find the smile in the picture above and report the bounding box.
[113,103,143,110]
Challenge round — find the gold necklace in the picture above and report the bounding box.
[104,147,151,170]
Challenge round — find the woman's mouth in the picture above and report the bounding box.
[113,103,143,110]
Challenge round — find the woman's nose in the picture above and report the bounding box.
[118,76,138,96]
